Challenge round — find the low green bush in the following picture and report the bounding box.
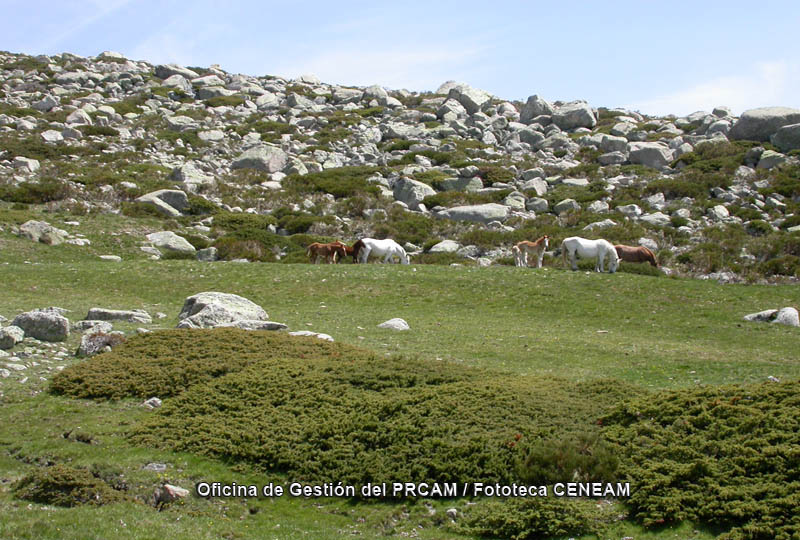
[422,189,510,209]
[204,95,245,108]
[758,255,800,277]
[79,125,119,137]
[123,331,637,490]
[283,166,382,198]
[14,464,132,507]
[212,211,276,232]
[459,497,600,539]
[0,178,72,204]
[602,380,800,539]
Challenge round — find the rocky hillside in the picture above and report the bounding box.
[1,50,799,281]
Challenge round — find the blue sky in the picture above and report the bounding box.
[4,0,800,116]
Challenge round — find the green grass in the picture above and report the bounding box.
[1,210,799,540]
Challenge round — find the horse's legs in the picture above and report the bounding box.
[570,250,578,271]
[537,251,544,268]
[360,246,371,264]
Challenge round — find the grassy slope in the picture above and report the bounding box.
[1,214,799,540]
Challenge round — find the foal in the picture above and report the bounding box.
[306,242,346,264]
[512,235,549,268]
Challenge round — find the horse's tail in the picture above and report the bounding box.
[561,240,567,267]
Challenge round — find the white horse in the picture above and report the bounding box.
[358,238,410,264]
[561,236,619,273]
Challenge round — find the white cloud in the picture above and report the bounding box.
[625,61,800,117]
[270,44,489,92]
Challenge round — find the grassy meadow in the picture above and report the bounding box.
[1,209,799,540]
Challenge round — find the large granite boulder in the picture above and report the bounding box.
[136,189,189,217]
[18,220,68,245]
[12,308,70,342]
[176,292,270,329]
[231,145,288,173]
[520,95,554,124]
[729,107,800,142]
[393,177,436,209]
[552,101,597,130]
[628,142,674,169]
[770,123,800,152]
[447,85,491,115]
[146,231,196,255]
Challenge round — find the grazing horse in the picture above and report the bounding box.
[357,238,410,264]
[512,235,549,268]
[615,245,658,267]
[306,242,346,264]
[561,236,619,273]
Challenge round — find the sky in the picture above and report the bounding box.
[3,0,800,117]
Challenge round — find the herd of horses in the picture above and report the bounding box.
[307,238,410,265]
[307,236,656,272]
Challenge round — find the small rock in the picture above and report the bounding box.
[378,318,410,331]
[288,330,334,341]
[143,397,162,409]
[0,325,25,350]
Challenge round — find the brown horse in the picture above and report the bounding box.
[350,239,365,263]
[614,245,658,267]
[307,242,346,264]
[329,241,355,264]
[512,235,549,268]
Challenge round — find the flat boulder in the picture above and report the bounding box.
[437,203,509,224]
[12,308,70,342]
[216,320,288,331]
[428,240,461,253]
[85,308,152,324]
[176,292,270,329]
[155,64,199,80]
[729,107,800,142]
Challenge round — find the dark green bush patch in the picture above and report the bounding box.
[14,464,132,507]
[0,178,72,204]
[602,380,800,540]
[130,364,637,490]
[79,125,119,137]
[50,328,378,400]
[58,330,636,493]
[458,496,600,539]
[283,166,382,198]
